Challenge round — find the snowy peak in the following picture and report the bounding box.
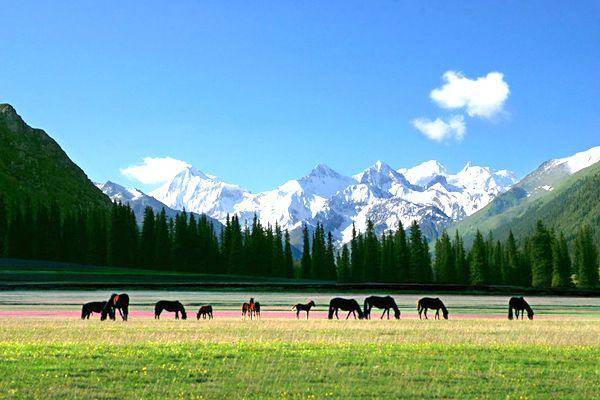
[402,160,448,186]
[96,181,144,202]
[297,163,355,198]
[543,146,600,174]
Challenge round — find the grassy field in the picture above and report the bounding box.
[0,292,599,399]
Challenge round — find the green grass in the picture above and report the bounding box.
[0,318,599,399]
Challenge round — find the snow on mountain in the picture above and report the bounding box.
[400,160,448,187]
[541,146,600,174]
[98,180,223,230]
[149,159,519,246]
[150,167,251,222]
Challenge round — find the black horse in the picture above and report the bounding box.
[328,298,364,319]
[81,301,113,320]
[417,297,448,319]
[196,305,213,320]
[292,300,315,319]
[101,293,129,321]
[363,296,401,319]
[508,297,534,320]
[253,302,261,318]
[155,300,187,319]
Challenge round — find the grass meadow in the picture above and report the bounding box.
[0,292,599,399]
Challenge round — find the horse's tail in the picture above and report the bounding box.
[363,298,370,319]
[416,299,421,312]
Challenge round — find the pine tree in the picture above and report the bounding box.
[337,243,351,282]
[325,231,336,280]
[574,225,598,288]
[0,195,6,256]
[300,224,311,279]
[139,207,157,269]
[531,220,553,288]
[350,224,364,282]
[394,222,409,283]
[505,230,520,286]
[434,231,454,283]
[469,230,488,285]
[283,230,294,278]
[551,231,571,287]
[363,220,380,281]
[155,208,171,270]
[453,231,468,284]
[408,221,426,283]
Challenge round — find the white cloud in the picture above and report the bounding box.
[120,156,190,185]
[430,71,509,119]
[412,115,466,142]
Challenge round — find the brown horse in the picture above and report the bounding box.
[196,305,213,320]
[101,293,129,321]
[253,302,261,319]
[292,300,316,319]
[242,298,256,319]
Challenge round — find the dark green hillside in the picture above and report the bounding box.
[0,104,109,209]
[451,162,600,247]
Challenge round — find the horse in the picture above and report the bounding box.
[508,297,534,320]
[253,302,261,319]
[242,298,256,319]
[328,298,364,319]
[154,300,187,319]
[101,293,129,321]
[196,305,213,320]
[363,296,401,319]
[81,301,113,320]
[292,300,315,319]
[417,297,448,320]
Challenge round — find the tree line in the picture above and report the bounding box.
[0,195,597,288]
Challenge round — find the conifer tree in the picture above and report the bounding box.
[155,208,171,270]
[434,231,454,283]
[394,222,410,283]
[551,231,571,287]
[408,221,426,282]
[363,220,380,281]
[139,207,157,269]
[337,243,351,282]
[531,220,553,287]
[300,224,312,279]
[325,231,336,280]
[0,195,5,256]
[469,230,488,285]
[505,230,520,285]
[283,230,294,278]
[574,225,598,288]
[453,231,468,284]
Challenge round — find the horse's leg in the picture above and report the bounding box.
[306,310,310,320]
[335,309,339,319]
[424,308,428,319]
[387,309,390,319]
[435,309,439,320]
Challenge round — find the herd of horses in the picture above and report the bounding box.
[82,294,535,321]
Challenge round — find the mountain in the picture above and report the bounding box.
[97,181,223,230]
[152,159,517,247]
[0,104,109,208]
[450,146,600,246]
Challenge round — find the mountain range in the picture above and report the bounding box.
[148,156,521,247]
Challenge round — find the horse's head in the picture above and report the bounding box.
[308,300,315,307]
[442,309,449,319]
[357,308,365,320]
[394,309,401,319]
[181,308,187,320]
[527,309,534,320]
[81,305,87,319]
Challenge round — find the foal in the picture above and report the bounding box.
[292,300,315,319]
[196,305,213,320]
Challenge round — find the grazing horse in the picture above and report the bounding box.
[292,300,316,319]
[508,297,534,320]
[196,305,213,320]
[417,297,448,320]
[253,302,261,318]
[328,298,364,319]
[154,300,187,319]
[363,296,401,320]
[242,298,256,319]
[81,301,113,320]
[101,293,129,321]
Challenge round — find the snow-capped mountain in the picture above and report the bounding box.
[516,146,600,198]
[150,158,520,246]
[97,181,223,230]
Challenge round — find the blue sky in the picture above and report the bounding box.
[2,1,599,192]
